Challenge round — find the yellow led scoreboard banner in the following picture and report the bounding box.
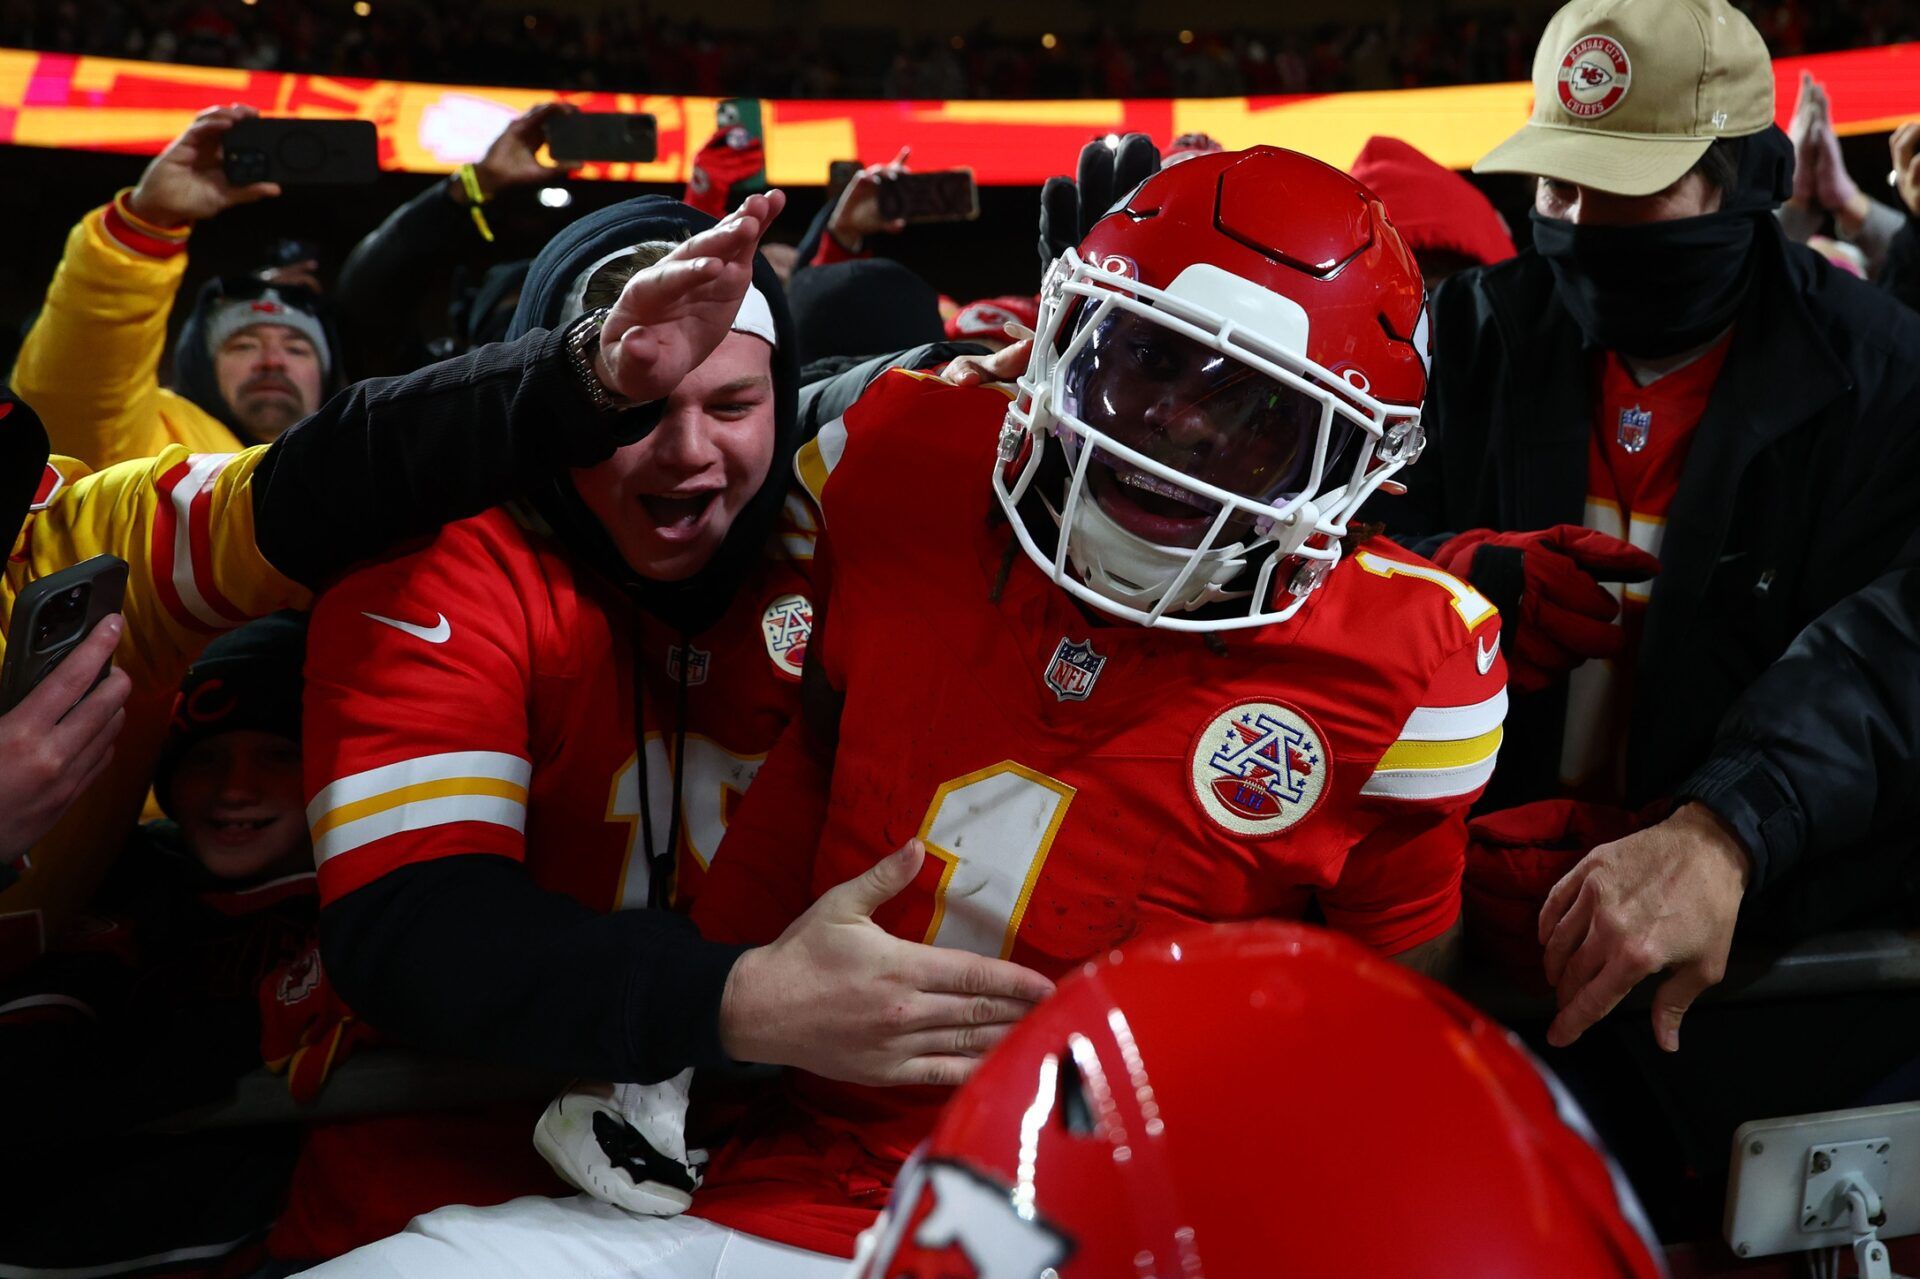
[0,42,1914,184]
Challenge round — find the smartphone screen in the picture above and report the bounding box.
[545,113,660,164]
[875,169,980,224]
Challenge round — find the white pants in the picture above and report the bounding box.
[300,1195,849,1279]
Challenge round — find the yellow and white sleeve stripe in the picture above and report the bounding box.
[1359,689,1507,803]
[308,750,532,866]
[793,415,848,508]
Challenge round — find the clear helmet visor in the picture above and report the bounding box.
[1056,307,1357,551]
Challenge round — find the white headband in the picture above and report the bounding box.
[730,283,778,348]
[561,244,778,350]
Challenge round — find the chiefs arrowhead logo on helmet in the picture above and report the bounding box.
[856,1159,1072,1279]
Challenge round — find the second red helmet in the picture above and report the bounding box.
[854,923,1666,1279]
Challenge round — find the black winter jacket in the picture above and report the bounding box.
[1884,213,1920,317]
[1375,223,1920,937]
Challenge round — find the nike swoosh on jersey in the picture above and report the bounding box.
[1476,634,1500,676]
[363,610,451,644]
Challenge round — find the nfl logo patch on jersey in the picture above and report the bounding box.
[1043,637,1106,702]
[1189,700,1330,837]
[667,644,710,686]
[1617,405,1652,454]
[760,593,813,680]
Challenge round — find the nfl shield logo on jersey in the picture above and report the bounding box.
[1617,405,1652,454]
[1189,700,1330,836]
[667,644,710,686]
[1043,637,1106,702]
[760,594,813,680]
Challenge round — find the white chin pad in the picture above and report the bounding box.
[1062,485,1250,614]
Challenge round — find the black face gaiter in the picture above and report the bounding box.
[1531,208,1760,359]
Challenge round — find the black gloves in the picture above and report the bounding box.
[1038,134,1162,273]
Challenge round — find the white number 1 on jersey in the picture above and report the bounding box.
[916,761,1077,960]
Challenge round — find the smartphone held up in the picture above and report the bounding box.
[0,556,128,717]
[222,119,379,186]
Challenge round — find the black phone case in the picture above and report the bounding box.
[875,170,980,224]
[545,113,660,163]
[0,556,129,715]
[222,119,379,187]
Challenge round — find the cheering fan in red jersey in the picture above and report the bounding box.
[311,147,1510,1279]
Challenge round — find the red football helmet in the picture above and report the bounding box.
[853,924,1666,1279]
[997,146,1431,630]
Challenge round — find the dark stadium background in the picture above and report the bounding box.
[4,0,1911,376]
[3,130,1899,383]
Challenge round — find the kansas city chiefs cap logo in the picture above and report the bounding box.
[1557,34,1632,119]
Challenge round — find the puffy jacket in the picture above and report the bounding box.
[0,428,301,975]
[10,196,241,468]
[0,323,660,970]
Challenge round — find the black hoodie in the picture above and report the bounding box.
[506,195,802,635]
[319,198,802,1085]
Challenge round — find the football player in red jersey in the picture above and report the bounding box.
[285,194,1053,1264]
[313,147,1509,1278]
[856,923,1666,1278]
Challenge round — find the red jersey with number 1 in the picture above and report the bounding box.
[686,369,1510,1257]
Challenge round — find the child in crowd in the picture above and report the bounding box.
[0,612,318,1277]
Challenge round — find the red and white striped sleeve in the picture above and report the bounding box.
[299,520,537,905]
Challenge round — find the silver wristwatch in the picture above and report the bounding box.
[564,307,633,412]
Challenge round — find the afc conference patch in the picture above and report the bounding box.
[1189,700,1330,837]
[760,593,813,679]
[1044,637,1106,702]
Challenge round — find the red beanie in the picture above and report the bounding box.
[1349,136,1516,269]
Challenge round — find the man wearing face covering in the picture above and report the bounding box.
[1380,0,1920,1067]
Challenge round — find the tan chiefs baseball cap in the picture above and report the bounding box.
[1475,0,1775,197]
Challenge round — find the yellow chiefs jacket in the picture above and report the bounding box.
[0,443,304,970]
[10,196,243,470]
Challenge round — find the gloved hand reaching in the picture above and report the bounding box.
[534,1070,706,1216]
[1038,134,1161,272]
[1429,524,1661,694]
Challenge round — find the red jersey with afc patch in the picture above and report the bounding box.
[280,499,814,1260]
[687,370,1508,1257]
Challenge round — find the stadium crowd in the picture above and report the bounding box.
[3,0,1920,1274]
[3,0,1915,97]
